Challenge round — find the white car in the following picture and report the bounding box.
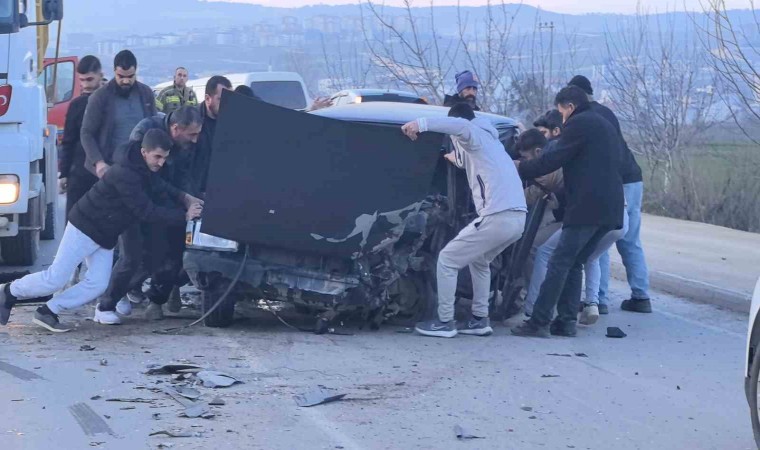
[328,89,427,107]
[745,276,760,446]
[154,71,312,111]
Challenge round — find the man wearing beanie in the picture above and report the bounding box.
[567,75,651,314]
[444,70,481,111]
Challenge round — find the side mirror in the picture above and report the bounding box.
[41,0,64,21]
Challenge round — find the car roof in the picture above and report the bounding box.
[335,89,421,98]
[311,102,519,129]
[186,72,306,88]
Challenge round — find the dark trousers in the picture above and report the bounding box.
[98,223,145,311]
[64,170,98,220]
[145,224,186,306]
[530,225,612,327]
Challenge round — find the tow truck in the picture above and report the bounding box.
[0,0,63,265]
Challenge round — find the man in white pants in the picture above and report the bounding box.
[402,103,527,338]
[0,129,202,332]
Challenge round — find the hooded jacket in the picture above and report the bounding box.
[417,116,527,217]
[68,141,187,249]
[518,103,624,228]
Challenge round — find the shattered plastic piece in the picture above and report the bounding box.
[294,388,347,407]
[196,371,242,388]
[454,425,484,440]
[149,430,201,438]
[208,396,225,406]
[80,345,96,351]
[119,406,136,410]
[174,387,201,400]
[152,413,162,420]
[541,374,560,378]
[520,406,533,412]
[181,403,214,419]
[146,364,203,375]
[606,327,627,338]
[99,359,108,366]
[90,396,102,401]
[574,353,588,358]
[106,398,154,404]
[546,353,572,357]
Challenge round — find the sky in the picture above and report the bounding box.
[210,0,752,14]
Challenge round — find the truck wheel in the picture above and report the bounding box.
[202,279,238,328]
[749,345,760,448]
[40,202,55,241]
[2,199,40,266]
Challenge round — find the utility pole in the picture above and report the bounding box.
[538,21,555,111]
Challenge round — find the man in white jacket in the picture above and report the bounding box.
[402,103,527,338]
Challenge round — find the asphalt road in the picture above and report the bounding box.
[0,198,755,450]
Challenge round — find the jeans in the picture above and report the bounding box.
[530,225,611,327]
[437,210,525,322]
[10,224,113,314]
[584,211,629,305]
[598,182,650,303]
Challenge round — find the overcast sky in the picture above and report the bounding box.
[211,0,751,14]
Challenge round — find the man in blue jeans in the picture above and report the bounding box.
[568,75,651,313]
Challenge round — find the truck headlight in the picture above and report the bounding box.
[0,175,20,204]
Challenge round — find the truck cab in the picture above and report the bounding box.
[0,0,62,265]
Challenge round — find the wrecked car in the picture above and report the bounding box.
[184,93,533,330]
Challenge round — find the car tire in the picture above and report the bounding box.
[201,278,238,328]
[750,345,760,448]
[41,202,55,241]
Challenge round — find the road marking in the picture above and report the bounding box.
[0,361,44,381]
[69,403,115,437]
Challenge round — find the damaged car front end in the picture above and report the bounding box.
[184,99,520,330]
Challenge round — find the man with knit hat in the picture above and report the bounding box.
[444,70,481,111]
[567,75,652,314]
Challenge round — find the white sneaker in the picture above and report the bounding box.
[116,298,132,316]
[579,304,600,325]
[94,306,122,325]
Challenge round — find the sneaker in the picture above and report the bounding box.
[550,320,578,337]
[579,304,599,325]
[621,298,652,313]
[167,286,182,313]
[0,284,13,326]
[127,288,146,305]
[32,306,71,333]
[144,302,165,321]
[116,298,132,316]
[511,320,550,338]
[598,303,609,315]
[414,319,457,338]
[93,306,122,325]
[458,316,493,336]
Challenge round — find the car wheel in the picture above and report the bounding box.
[201,278,238,328]
[750,346,760,448]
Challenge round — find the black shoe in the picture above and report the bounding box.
[32,306,71,333]
[511,320,550,338]
[550,320,578,337]
[598,304,609,315]
[621,298,652,313]
[0,284,13,325]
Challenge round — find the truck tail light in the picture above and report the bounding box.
[0,85,11,117]
[0,175,20,204]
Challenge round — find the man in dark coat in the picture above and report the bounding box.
[59,55,102,219]
[81,50,157,179]
[193,75,232,197]
[0,130,202,332]
[511,86,625,338]
[568,75,651,313]
[443,70,481,111]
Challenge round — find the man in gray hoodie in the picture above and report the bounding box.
[402,103,527,338]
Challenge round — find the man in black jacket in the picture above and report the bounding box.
[511,86,625,338]
[443,70,481,111]
[81,50,157,179]
[568,75,651,313]
[59,55,102,219]
[192,75,232,196]
[95,106,203,320]
[0,130,202,332]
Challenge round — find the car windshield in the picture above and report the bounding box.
[362,94,421,104]
[250,81,307,110]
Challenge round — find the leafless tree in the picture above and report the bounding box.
[319,34,374,93]
[698,0,760,142]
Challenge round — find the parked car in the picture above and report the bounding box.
[154,72,312,111]
[329,89,427,107]
[183,102,527,330]
[744,276,760,447]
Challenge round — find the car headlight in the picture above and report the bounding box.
[0,175,20,204]
[186,220,239,252]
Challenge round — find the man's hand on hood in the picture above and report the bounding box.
[401,121,420,141]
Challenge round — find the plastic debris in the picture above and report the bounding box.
[606,327,627,338]
[454,425,484,440]
[196,371,242,388]
[294,388,347,407]
[146,364,203,375]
